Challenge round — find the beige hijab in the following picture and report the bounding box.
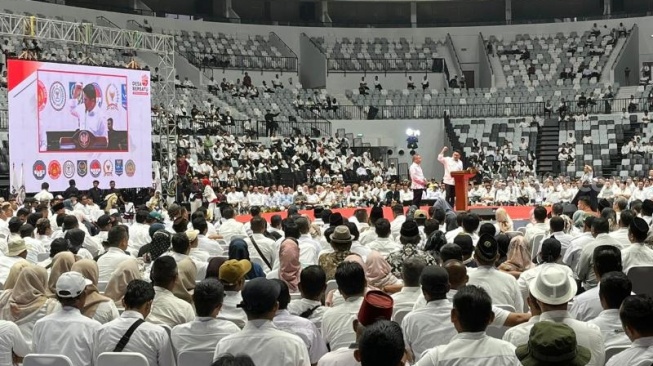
[365,251,399,289]
[3,259,31,290]
[47,251,76,296]
[105,259,142,307]
[495,208,514,233]
[172,257,197,304]
[499,236,534,275]
[0,264,49,321]
[71,259,112,318]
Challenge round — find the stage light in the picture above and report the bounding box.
[406,128,414,136]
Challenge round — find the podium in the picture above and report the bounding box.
[451,171,477,212]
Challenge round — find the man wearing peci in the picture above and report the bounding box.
[409,154,426,207]
[438,146,463,208]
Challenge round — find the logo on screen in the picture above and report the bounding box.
[105,84,119,110]
[48,161,61,180]
[78,130,91,149]
[121,84,127,109]
[125,160,136,177]
[92,83,103,108]
[90,160,102,178]
[103,160,113,176]
[77,160,88,177]
[131,76,149,96]
[37,80,47,112]
[115,159,124,176]
[49,82,66,111]
[141,74,149,87]
[33,160,46,180]
[69,82,80,100]
[63,161,75,179]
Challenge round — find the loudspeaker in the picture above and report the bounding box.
[367,106,379,120]
[432,57,444,73]
[469,208,496,221]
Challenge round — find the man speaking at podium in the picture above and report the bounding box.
[70,83,107,140]
[438,146,463,208]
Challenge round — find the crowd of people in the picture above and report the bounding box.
[0,175,651,366]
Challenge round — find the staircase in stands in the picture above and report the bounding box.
[608,118,639,176]
[536,119,560,177]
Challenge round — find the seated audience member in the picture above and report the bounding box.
[104,258,142,307]
[0,318,29,365]
[319,225,354,280]
[288,265,327,327]
[71,259,119,324]
[319,290,394,366]
[356,320,406,366]
[516,322,591,365]
[402,265,458,360]
[33,272,102,366]
[172,278,240,356]
[146,256,196,327]
[366,218,400,256]
[563,216,596,271]
[503,266,605,366]
[365,251,401,293]
[244,216,276,268]
[391,258,427,315]
[0,239,28,284]
[467,234,523,311]
[386,221,436,276]
[47,251,76,296]
[621,217,653,272]
[273,279,328,364]
[165,232,197,303]
[213,355,256,366]
[97,225,134,281]
[218,259,251,328]
[322,261,366,351]
[229,238,266,279]
[523,205,548,250]
[213,278,311,366]
[577,217,622,291]
[416,285,521,365]
[497,236,534,278]
[1,260,30,290]
[570,245,623,321]
[605,294,653,366]
[268,239,302,295]
[37,237,69,268]
[588,271,632,348]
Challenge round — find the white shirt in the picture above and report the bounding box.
[577,233,624,290]
[416,331,520,366]
[24,237,45,264]
[467,266,523,312]
[621,242,653,273]
[322,296,364,351]
[213,320,311,366]
[502,310,605,366]
[218,219,247,242]
[367,237,400,256]
[0,255,26,285]
[317,347,359,366]
[97,248,135,282]
[245,233,276,267]
[146,286,196,327]
[0,320,29,364]
[523,222,548,252]
[606,336,653,366]
[609,228,630,245]
[437,154,463,186]
[390,216,407,239]
[569,285,602,321]
[563,232,594,271]
[33,306,101,366]
[410,163,426,190]
[588,309,631,349]
[402,299,457,359]
[517,263,573,311]
[548,231,573,257]
[128,223,151,254]
[197,235,224,257]
[218,291,247,328]
[287,298,326,329]
[391,286,421,316]
[93,300,120,324]
[172,316,241,357]
[34,190,54,203]
[274,309,328,364]
[298,234,321,265]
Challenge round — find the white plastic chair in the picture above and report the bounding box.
[24,354,74,366]
[627,266,653,297]
[97,352,148,366]
[604,345,629,364]
[178,351,214,366]
[326,279,338,295]
[37,253,50,262]
[392,308,410,325]
[530,234,545,261]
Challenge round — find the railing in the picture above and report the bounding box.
[326,57,434,74]
[95,16,120,29]
[185,52,298,72]
[446,33,464,77]
[169,115,331,138]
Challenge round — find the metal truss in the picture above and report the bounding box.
[0,12,177,193]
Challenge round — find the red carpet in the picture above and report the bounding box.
[235,205,534,223]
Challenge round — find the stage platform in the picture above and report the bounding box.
[234,205,535,224]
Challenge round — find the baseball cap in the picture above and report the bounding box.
[96,214,111,227]
[529,265,577,305]
[219,259,252,285]
[516,322,591,366]
[185,229,199,242]
[56,272,92,298]
[238,277,280,314]
[357,290,394,326]
[6,239,27,257]
[148,211,164,223]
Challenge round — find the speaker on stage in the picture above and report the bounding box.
[367,106,379,120]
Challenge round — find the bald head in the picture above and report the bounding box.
[443,259,468,290]
[413,154,422,165]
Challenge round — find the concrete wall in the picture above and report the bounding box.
[613,25,640,87]
[477,34,492,88]
[452,33,479,87]
[330,119,445,179]
[299,33,327,89]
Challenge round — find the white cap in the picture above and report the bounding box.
[529,266,577,305]
[56,272,92,299]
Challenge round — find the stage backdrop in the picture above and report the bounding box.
[8,59,152,193]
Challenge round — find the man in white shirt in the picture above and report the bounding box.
[146,256,196,327]
[218,206,247,243]
[94,279,174,366]
[366,219,400,256]
[244,217,275,269]
[570,245,623,321]
[213,278,311,366]
[391,258,426,316]
[588,272,632,349]
[503,266,605,366]
[70,84,107,139]
[468,234,524,311]
[33,272,101,366]
[172,278,240,357]
[438,146,463,208]
[409,154,427,207]
[296,217,320,265]
[577,217,623,290]
[621,217,653,273]
[416,285,521,366]
[610,209,633,244]
[218,259,250,328]
[0,320,29,365]
[402,265,457,360]
[192,217,223,257]
[605,294,653,366]
[97,226,135,281]
[389,205,406,240]
[523,206,549,253]
[546,216,573,257]
[563,216,595,271]
[288,265,327,328]
[273,279,328,365]
[322,261,366,350]
[34,182,54,203]
[0,239,28,284]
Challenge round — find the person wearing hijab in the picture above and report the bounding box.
[0,264,60,343]
[65,228,93,260]
[104,259,142,308]
[137,223,167,258]
[498,236,534,278]
[144,230,172,265]
[277,239,301,293]
[365,251,402,293]
[47,251,77,296]
[71,259,119,324]
[37,237,70,269]
[494,208,514,233]
[228,238,265,280]
[205,257,228,280]
[2,259,31,290]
